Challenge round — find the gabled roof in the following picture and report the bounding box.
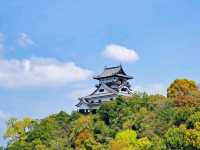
[79,83,118,100]
[75,99,89,107]
[93,65,133,80]
[89,83,118,96]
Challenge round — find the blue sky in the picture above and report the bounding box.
[0,0,200,146]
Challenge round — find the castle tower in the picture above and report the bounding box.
[76,65,133,113]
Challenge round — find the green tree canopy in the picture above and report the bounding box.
[3,78,200,150]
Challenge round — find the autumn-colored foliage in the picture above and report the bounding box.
[175,95,197,107]
[75,129,92,149]
[167,79,198,98]
[2,78,200,150]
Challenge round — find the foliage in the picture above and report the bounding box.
[164,125,186,150]
[109,130,151,150]
[167,79,198,98]
[4,117,35,145]
[3,78,200,150]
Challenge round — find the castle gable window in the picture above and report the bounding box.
[121,88,127,92]
[99,89,104,92]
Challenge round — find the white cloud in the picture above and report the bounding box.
[0,33,4,51]
[0,57,93,88]
[69,86,94,100]
[17,33,35,47]
[103,44,139,62]
[134,83,167,95]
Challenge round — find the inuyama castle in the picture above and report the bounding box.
[76,65,133,113]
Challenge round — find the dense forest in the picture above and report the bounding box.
[1,79,200,150]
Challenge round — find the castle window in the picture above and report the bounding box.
[121,88,127,92]
[91,101,94,103]
[98,100,102,103]
[99,89,104,92]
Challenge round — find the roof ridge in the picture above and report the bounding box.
[104,65,121,70]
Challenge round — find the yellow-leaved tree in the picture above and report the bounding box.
[167,79,198,98]
[109,130,151,150]
[4,117,35,145]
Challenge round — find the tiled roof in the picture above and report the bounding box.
[93,65,133,79]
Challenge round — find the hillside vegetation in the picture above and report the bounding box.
[2,79,200,150]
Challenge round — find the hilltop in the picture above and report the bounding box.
[2,79,200,150]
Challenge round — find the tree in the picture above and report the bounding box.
[4,117,35,145]
[164,123,200,150]
[109,130,151,150]
[149,136,167,150]
[74,129,93,149]
[186,112,200,128]
[4,78,200,149]
[28,111,70,149]
[164,125,187,150]
[93,120,111,143]
[184,122,200,149]
[0,147,4,150]
[167,79,199,98]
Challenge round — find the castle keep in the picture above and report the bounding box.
[76,65,133,113]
